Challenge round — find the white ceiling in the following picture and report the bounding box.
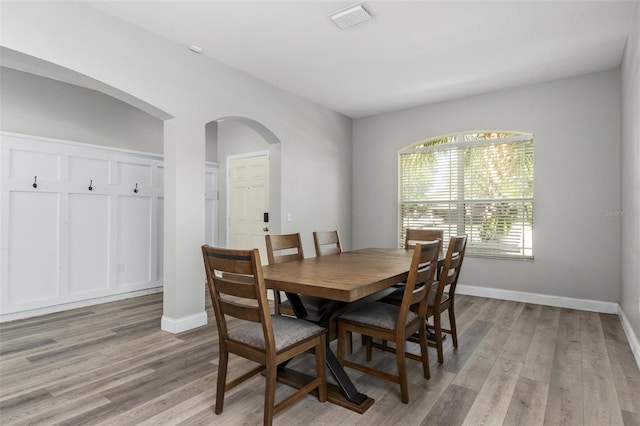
[86,1,637,118]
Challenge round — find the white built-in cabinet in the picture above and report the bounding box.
[0,132,218,321]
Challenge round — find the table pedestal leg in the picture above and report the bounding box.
[280,293,374,412]
[325,347,367,405]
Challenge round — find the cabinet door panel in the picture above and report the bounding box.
[10,150,59,180]
[68,194,109,294]
[8,192,59,303]
[118,163,151,187]
[205,199,216,246]
[205,169,217,194]
[157,198,164,280]
[157,166,164,189]
[205,166,218,246]
[69,156,110,184]
[117,195,151,286]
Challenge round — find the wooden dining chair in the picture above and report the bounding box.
[202,245,327,426]
[425,234,467,363]
[336,241,440,403]
[265,233,329,317]
[405,228,444,252]
[313,230,342,256]
[312,230,353,351]
[384,229,443,294]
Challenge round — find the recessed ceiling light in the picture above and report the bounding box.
[330,4,373,29]
[189,45,203,53]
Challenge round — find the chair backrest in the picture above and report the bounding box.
[265,233,304,265]
[434,235,468,305]
[405,228,444,251]
[397,241,441,330]
[202,245,274,350]
[313,231,342,257]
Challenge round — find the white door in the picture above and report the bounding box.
[228,154,269,261]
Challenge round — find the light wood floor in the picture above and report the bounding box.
[1,293,639,425]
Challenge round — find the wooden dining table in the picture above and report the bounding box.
[261,247,417,413]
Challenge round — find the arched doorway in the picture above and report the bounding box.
[206,116,282,262]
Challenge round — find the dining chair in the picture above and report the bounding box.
[383,234,467,363]
[313,230,342,256]
[405,228,444,252]
[265,233,329,317]
[399,228,444,285]
[313,230,353,352]
[202,245,327,426]
[336,241,440,403]
[424,234,467,363]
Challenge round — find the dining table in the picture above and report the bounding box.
[261,247,419,413]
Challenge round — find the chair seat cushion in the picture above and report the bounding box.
[229,315,325,351]
[337,302,418,331]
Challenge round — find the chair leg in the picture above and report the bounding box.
[273,291,282,315]
[337,323,345,364]
[418,321,430,379]
[365,335,373,361]
[316,335,327,402]
[215,350,228,414]
[264,364,277,426]
[395,337,409,404]
[434,314,444,363]
[448,306,458,348]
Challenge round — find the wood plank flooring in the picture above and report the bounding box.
[1,293,639,425]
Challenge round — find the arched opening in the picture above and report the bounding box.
[206,116,283,255]
[0,47,172,122]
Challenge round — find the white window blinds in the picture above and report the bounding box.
[399,131,534,259]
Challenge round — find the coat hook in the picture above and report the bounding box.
[134,183,138,193]
[33,176,38,188]
[88,179,93,191]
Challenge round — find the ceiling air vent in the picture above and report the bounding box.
[330,4,373,29]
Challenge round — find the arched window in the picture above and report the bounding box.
[398,131,534,259]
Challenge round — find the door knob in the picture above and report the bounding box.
[263,227,269,232]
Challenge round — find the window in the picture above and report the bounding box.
[399,131,534,259]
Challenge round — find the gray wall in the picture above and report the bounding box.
[0,0,354,251]
[621,4,640,341]
[1,1,353,328]
[353,70,621,304]
[0,67,163,153]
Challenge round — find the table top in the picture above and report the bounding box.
[262,248,415,302]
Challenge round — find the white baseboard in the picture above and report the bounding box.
[0,287,164,323]
[456,284,619,314]
[618,306,640,371]
[161,311,208,334]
